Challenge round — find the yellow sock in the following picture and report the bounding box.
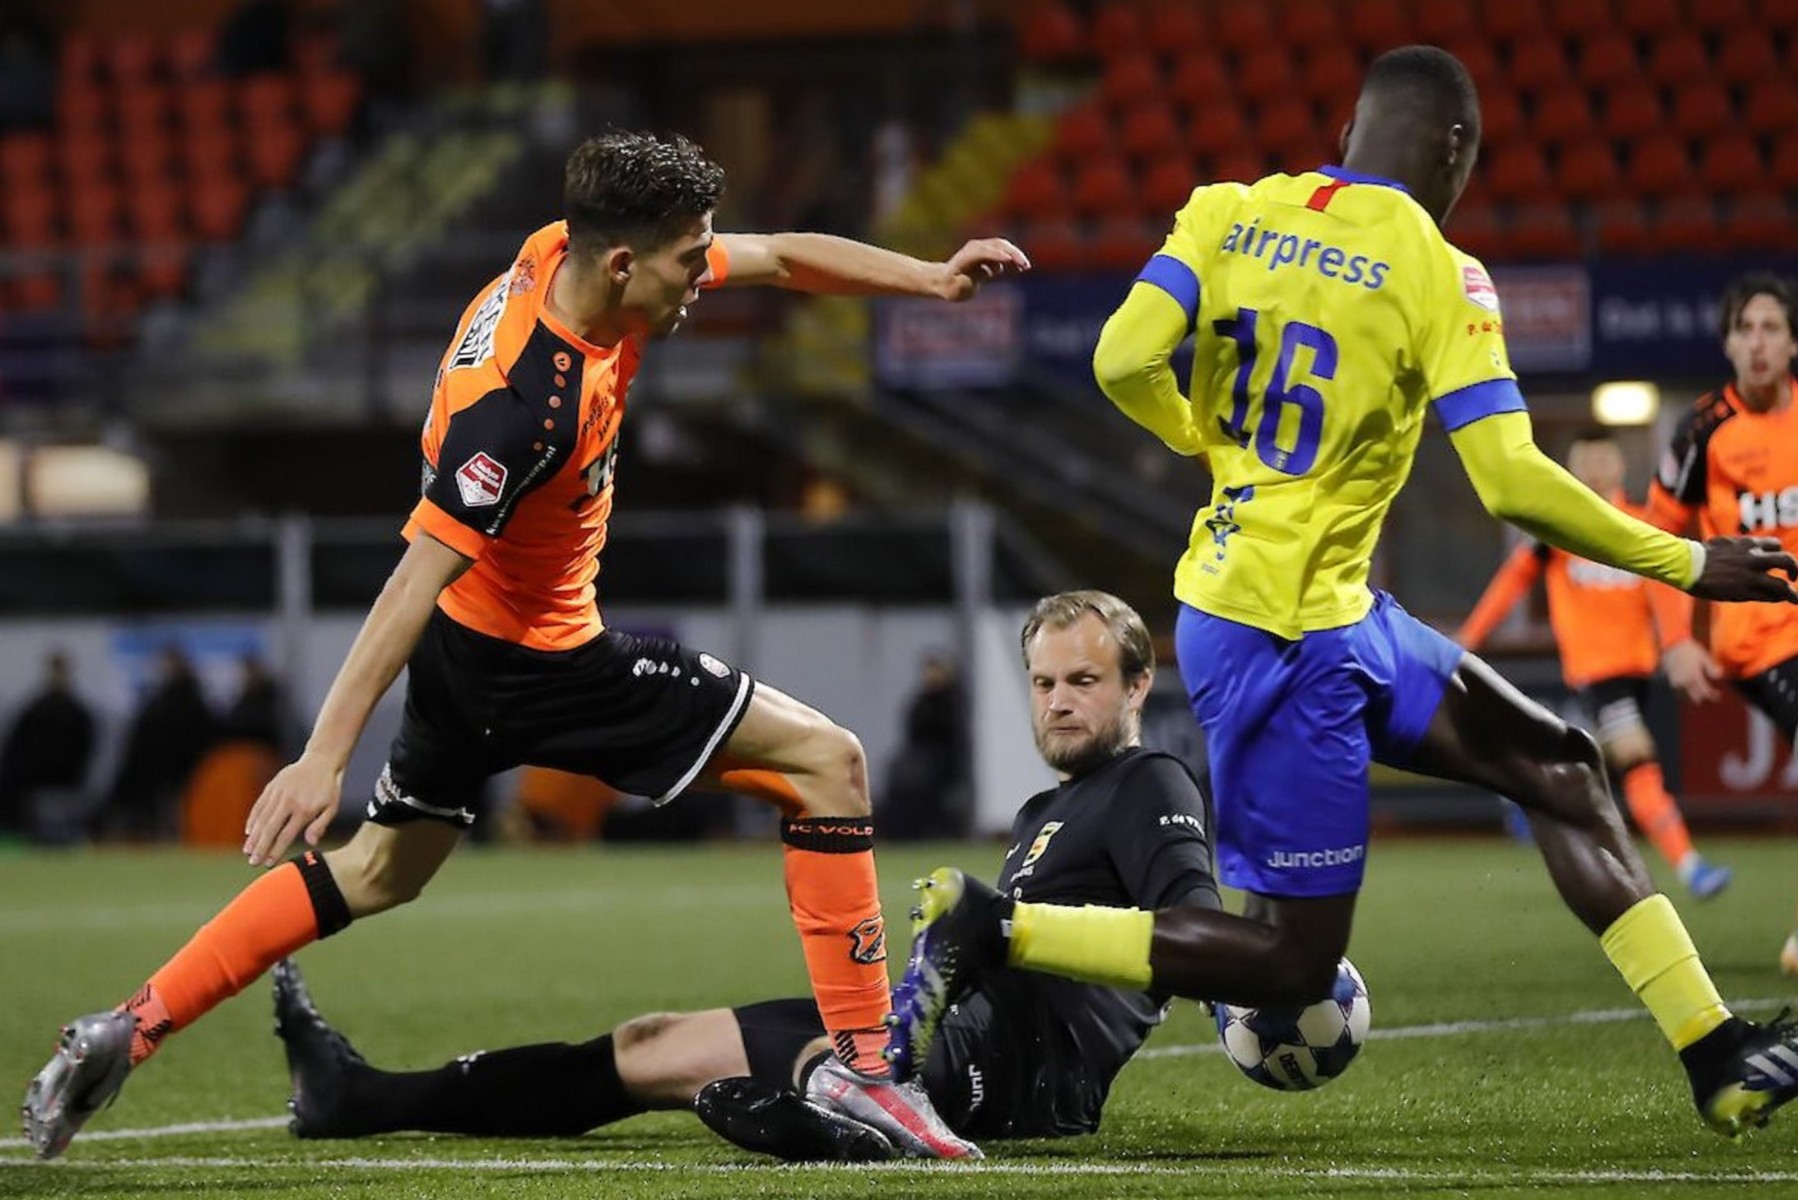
[1600,894,1730,1050]
[1008,902,1154,989]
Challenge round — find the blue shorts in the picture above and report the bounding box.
[1174,592,1463,898]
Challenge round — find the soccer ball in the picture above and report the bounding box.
[1213,958,1370,1091]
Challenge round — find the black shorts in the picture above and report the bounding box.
[367,610,754,827]
[1738,654,1798,743]
[1575,675,1652,745]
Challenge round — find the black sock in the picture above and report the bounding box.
[351,1034,645,1136]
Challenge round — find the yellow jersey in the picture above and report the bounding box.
[1137,167,1522,639]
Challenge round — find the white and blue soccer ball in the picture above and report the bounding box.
[1214,958,1370,1091]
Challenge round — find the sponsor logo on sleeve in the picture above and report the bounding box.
[698,653,730,678]
[448,281,509,371]
[1462,264,1501,314]
[455,452,508,508]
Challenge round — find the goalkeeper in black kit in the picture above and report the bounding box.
[274,591,1219,1159]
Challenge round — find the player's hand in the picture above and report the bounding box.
[936,238,1030,301]
[1687,535,1798,605]
[244,752,343,867]
[1663,639,1724,704]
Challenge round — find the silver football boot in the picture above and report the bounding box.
[21,1011,135,1159]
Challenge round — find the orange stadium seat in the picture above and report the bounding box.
[1187,104,1248,158]
[108,35,162,86]
[1090,2,1146,60]
[1280,0,1341,49]
[67,182,122,246]
[1698,133,1763,192]
[247,124,307,188]
[1345,0,1409,52]
[1234,46,1295,107]
[1002,158,1067,221]
[1143,2,1204,59]
[1617,0,1682,37]
[1743,80,1798,137]
[1654,198,1721,255]
[1509,205,1581,259]
[1714,28,1779,85]
[1256,97,1318,161]
[1601,84,1664,142]
[1072,157,1134,217]
[167,28,218,80]
[1548,0,1614,40]
[1646,35,1709,88]
[1019,217,1084,271]
[1506,37,1571,94]
[1595,200,1652,256]
[1531,88,1596,148]
[127,183,185,240]
[189,175,250,241]
[0,133,52,183]
[1088,215,1159,271]
[1053,102,1111,163]
[1627,135,1697,197]
[1483,0,1548,46]
[1671,82,1734,140]
[1486,143,1551,202]
[1141,157,1197,213]
[1415,0,1479,46]
[300,72,361,136]
[120,131,174,187]
[1556,139,1624,202]
[1102,54,1164,113]
[1168,52,1229,113]
[1299,45,1363,108]
[1724,193,1796,250]
[1576,32,1639,92]
[1120,104,1183,162]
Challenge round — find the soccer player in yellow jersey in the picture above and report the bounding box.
[889,47,1798,1138]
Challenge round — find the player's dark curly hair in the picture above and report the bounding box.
[1021,590,1154,683]
[1718,272,1797,340]
[563,130,726,255]
[1363,45,1481,144]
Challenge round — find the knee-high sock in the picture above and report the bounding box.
[1601,893,1729,1050]
[780,816,892,1076]
[121,852,351,1065]
[1620,762,1695,870]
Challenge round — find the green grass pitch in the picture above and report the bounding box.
[3,836,1798,1198]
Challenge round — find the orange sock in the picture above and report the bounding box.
[1621,762,1694,870]
[120,852,351,1064]
[781,816,892,1077]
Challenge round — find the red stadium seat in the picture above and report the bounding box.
[56,132,112,190]
[1618,0,1682,37]
[181,129,238,181]
[1671,83,1734,140]
[1447,204,1504,263]
[1090,2,1146,60]
[1345,0,1408,53]
[1484,0,1548,45]
[1415,0,1479,46]
[1169,53,1229,114]
[177,79,232,131]
[1019,217,1085,271]
[1646,35,1709,88]
[127,183,185,240]
[67,181,122,246]
[1479,87,1525,146]
[1698,134,1763,193]
[1724,193,1796,251]
[1576,33,1639,92]
[117,81,173,141]
[1531,88,1595,148]
[1102,54,1163,113]
[1509,205,1581,260]
[167,28,218,79]
[1548,0,1614,40]
[1443,40,1502,95]
[247,124,307,188]
[1281,0,1341,49]
[138,240,192,299]
[1762,0,1798,31]
[15,275,63,311]
[1627,135,1697,197]
[0,133,52,183]
[1143,2,1203,59]
[1053,103,1111,163]
[57,82,109,136]
[1595,200,1652,256]
[3,183,59,248]
[190,175,250,241]
[1486,143,1551,203]
[1714,29,1779,86]
[59,33,101,84]
[236,73,296,128]
[1654,198,1721,254]
[1071,157,1134,217]
[108,35,162,86]
[1556,139,1623,203]
[1206,148,1268,185]
[1601,84,1664,142]
[1256,98,1317,161]
[1506,37,1571,94]
[1743,81,1798,137]
[1212,4,1273,56]
[1687,0,1752,31]
[1235,46,1295,107]
[1001,158,1067,221]
[1299,45,1363,109]
[1119,104,1183,162]
[1140,158,1197,214]
[120,131,174,187]
[1187,103,1248,158]
[1089,215,1160,271]
[291,30,343,77]
[1773,133,1798,192]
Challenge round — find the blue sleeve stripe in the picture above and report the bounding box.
[1136,253,1200,331]
[1433,378,1528,432]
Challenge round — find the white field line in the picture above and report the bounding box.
[0,995,1786,1156]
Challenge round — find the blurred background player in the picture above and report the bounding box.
[888,46,1798,1140]
[1647,272,1798,969]
[21,129,1027,1161]
[1457,427,1731,898]
[269,591,1216,1160]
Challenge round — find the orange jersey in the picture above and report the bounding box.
[403,222,731,651]
[1458,494,1664,688]
[1647,380,1798,678]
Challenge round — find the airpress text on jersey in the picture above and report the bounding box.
[1220,221,1390,290]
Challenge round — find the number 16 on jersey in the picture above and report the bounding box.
[1212,307,1338,477]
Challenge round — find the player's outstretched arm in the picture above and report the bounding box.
[244,533,471,866]
[1449,410,1798,604]
[713,232,1028,300]
[1093,276,1206,455]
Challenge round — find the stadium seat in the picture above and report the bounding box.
[1671,83,1734,140]
[1143,2,1203,60]
[1626,135,1697,197]
[1555,139,1623,203]
[1531,88,1596,148]
[1654,198,1721,255]
[1206,148,1268,185]
[1714,28,1779,86]
[138,240,192,298]
[3,184,58,248]
[67,182,123,246]
[1506,37,1571,94]
[1698,134,1763,193]
[57,82,109,137]
[1773,133,1798,192]
[59,33,101,84]
[178,79,232,131]
[14,274,63,311]
[1762,0,1798,30]
[1088,215,1160,271]
[1345,0,1409,52]
[300,72,361,136]
[167,28,218,80]
[1442,40,1502,94]
[108,35,162,87]
[1548,0,1614,40]
[1478,84,1524,145]
[1299,45,1363,108]
[1601,84,1664,142]
[1211,4,1273,56]
[1280,0,1341,49]
[1019,217,1084,271]
[120,131,174,187]
[1140,158,1198,214]
[1102,54,1164,113]
[1646,35,1709,88]
[1509,205,1581,260]
[1071,157,1134,217]
[236,73,297,128]
[1687,0,1752,30]
[1724,193,1796,250]
[1053,103,1111,163]
[1617,0,1682,36]
[1168,53,1229,114]
[1486,143,1551,203]
[1575,32,1639,92]
[247,124,308,189]
[1415,0,1479,46]
[126,183,185,240]
[55,132,112,190]
[1235,46,1295,107]
[1447,204,1504,262]
[1119,104,1183,163]
[117,81,174,142]
[181,129,239,182]
[189,175,250,242]
[1000,158,1067,221]
[0,133,52,184]
[1090,2,1146,60]
[1743,80,1798,137]
[1483,0,1548,46]
[1187,103,1248,158]
[1595,200,1652,256]
[1256,98,1318,161]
